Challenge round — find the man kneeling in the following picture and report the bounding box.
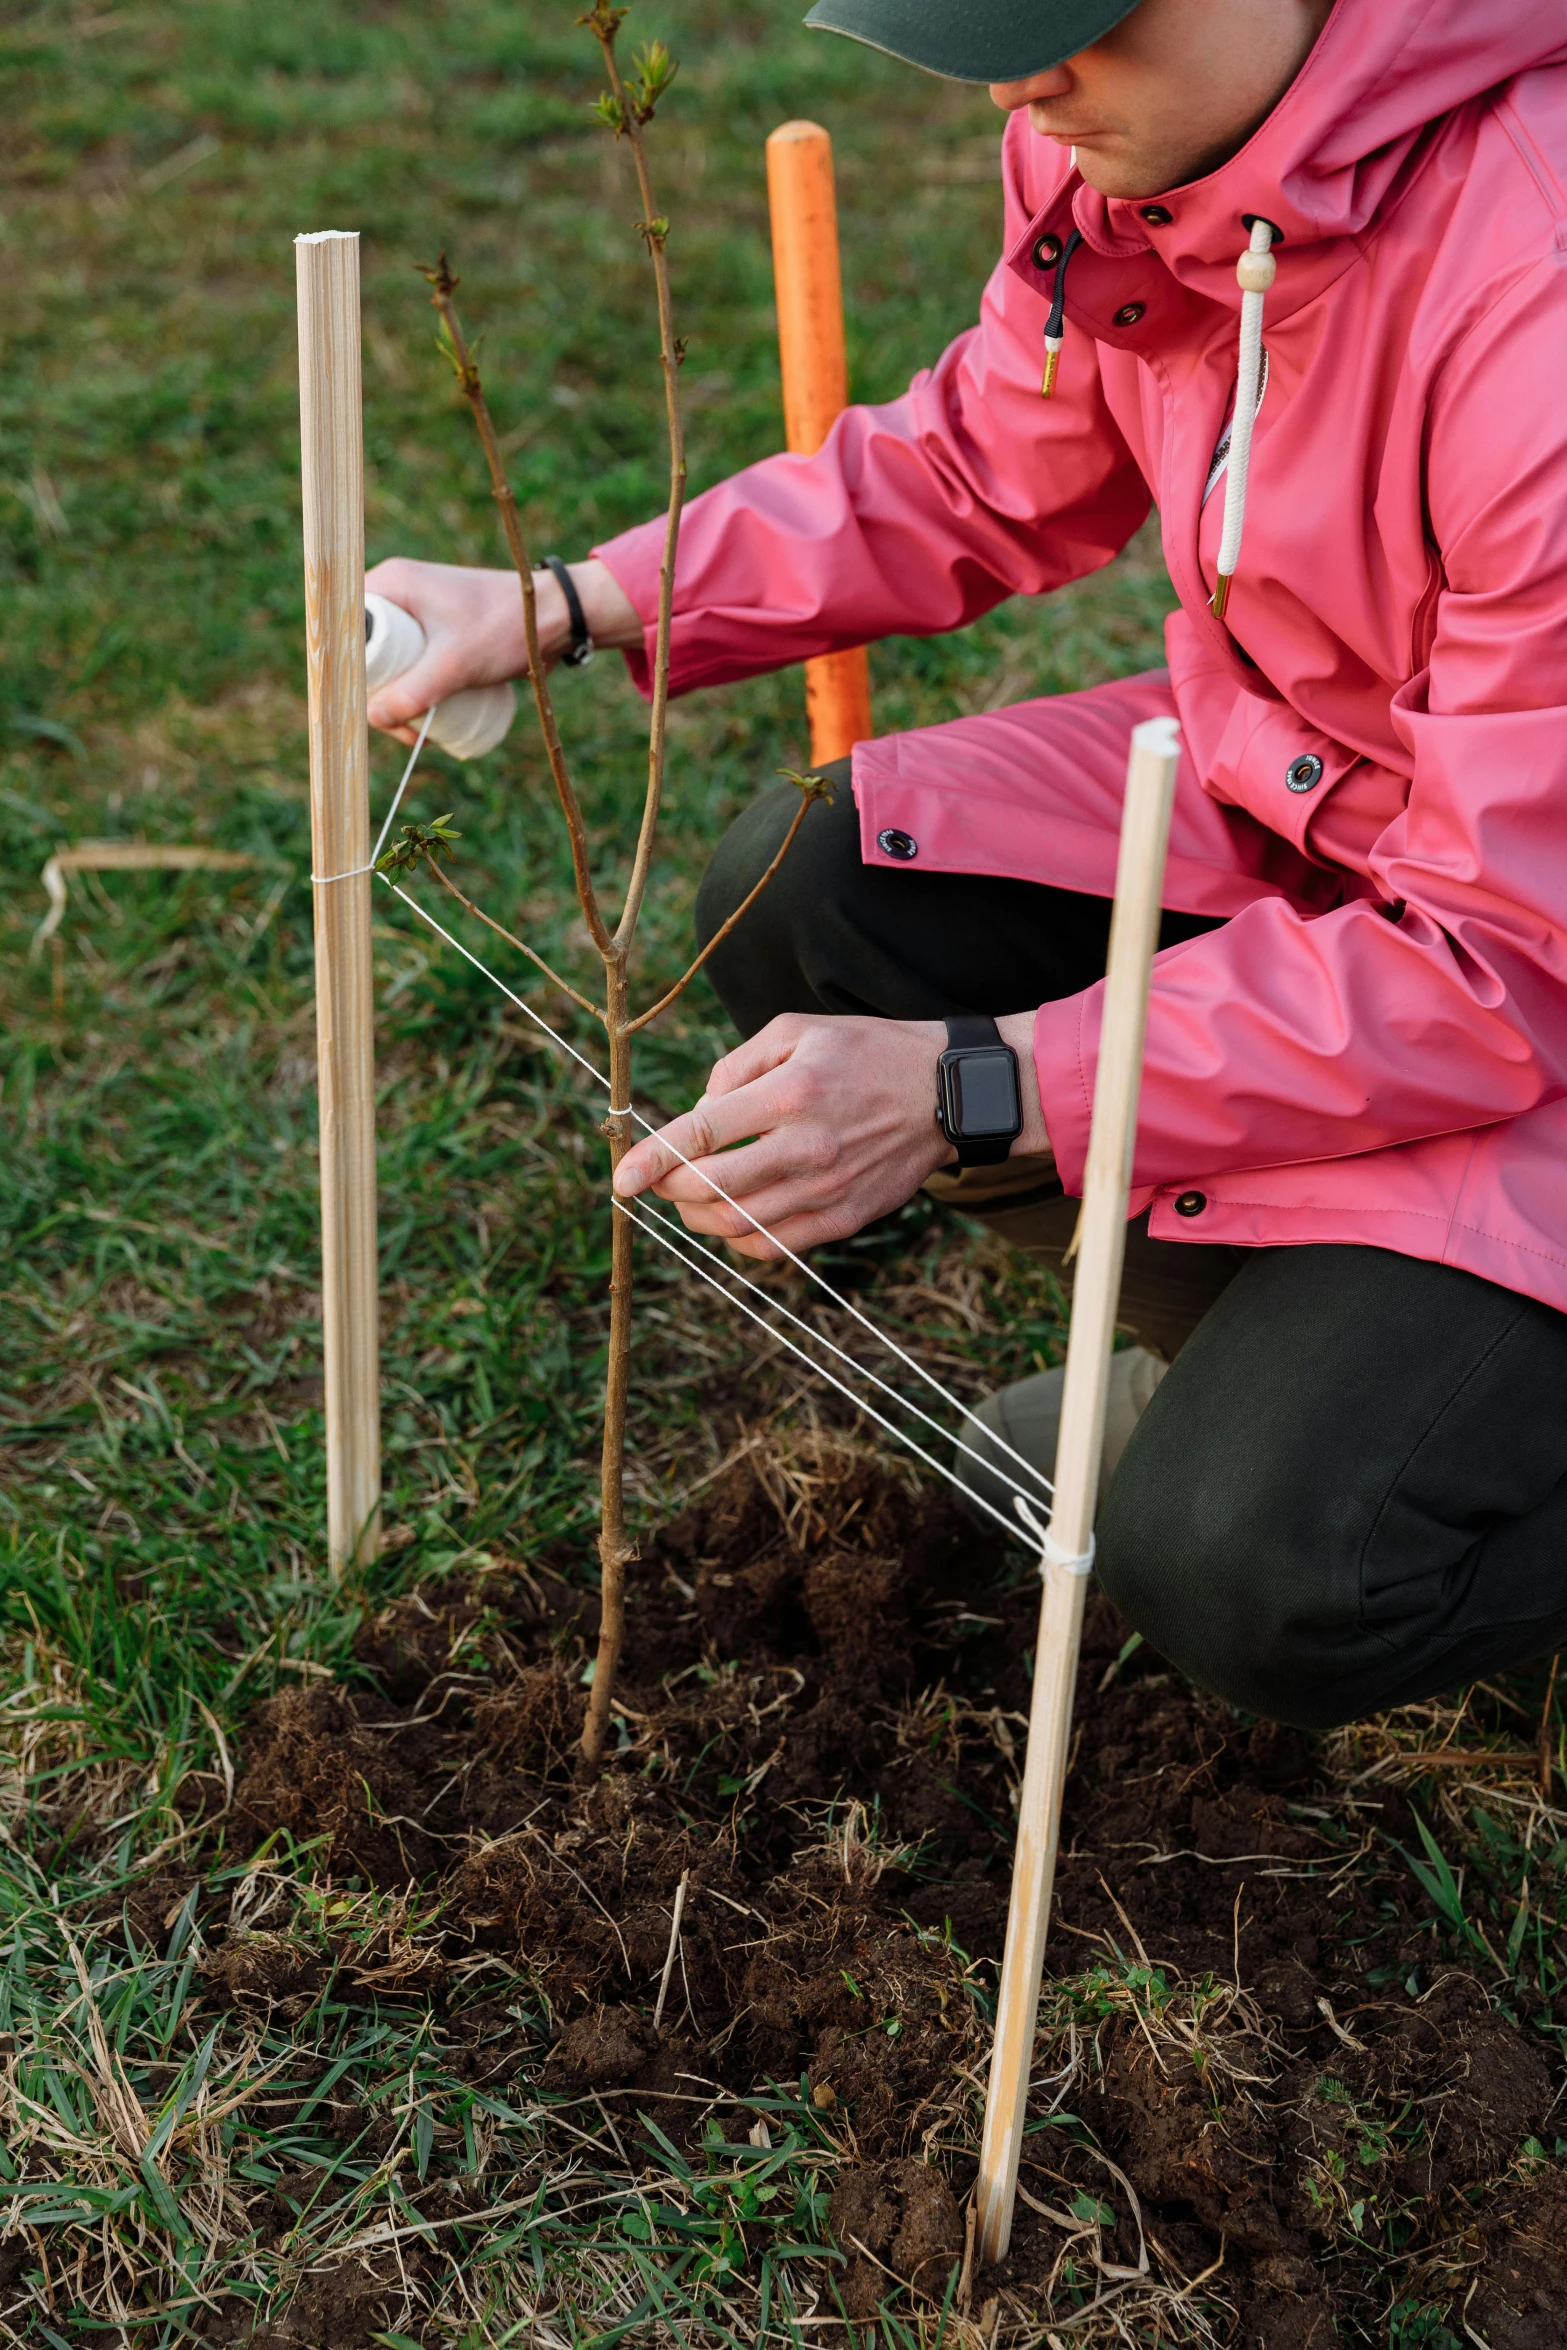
[367,0,1567,1733]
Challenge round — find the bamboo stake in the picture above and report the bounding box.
[974,716,1181,2265]
[297,229,380,1577]
[766,120,872,767]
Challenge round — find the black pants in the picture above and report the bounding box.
[696,767,1567,1729]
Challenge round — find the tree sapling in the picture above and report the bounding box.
[382,5,829,1771]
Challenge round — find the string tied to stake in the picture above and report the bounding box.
[1014,1492,1096,1579]
[344,700,1059,1541]
[372,866,1058,1538]
[312,707,436,885]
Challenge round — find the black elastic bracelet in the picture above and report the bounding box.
[542,555,594,668]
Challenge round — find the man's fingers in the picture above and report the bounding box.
[613,1086,780,1199]
[367,677,435,736]
[703,1016,811,1097]
[637,1188,861,1261]
[367,648,475,734]
[644,1126,836,1210]
[632,1156,854,1246]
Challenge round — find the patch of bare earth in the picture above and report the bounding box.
[210,1443,1565,2344]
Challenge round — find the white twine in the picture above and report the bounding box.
[312,708,436,886]
[633,1194,1051,1503]
[618,1198,1026,1540]
[345,700,1062,1524]
[377,873,1055,1519]
[1015,1492,1096,1579]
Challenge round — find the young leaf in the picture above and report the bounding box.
[777,766,838,806]
[376,816,462,876]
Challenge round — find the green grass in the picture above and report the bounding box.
[2,0,1169,1699]
[0,2,1177,2336]
[6,3,1562,2343]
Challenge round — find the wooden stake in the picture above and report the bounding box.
[297,230,380,1577]
[974,717,1181,2265]
[766,120,872,767]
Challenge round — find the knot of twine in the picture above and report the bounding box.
[1014,1493,1096,1579]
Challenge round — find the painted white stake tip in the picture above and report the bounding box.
[1131,715,1182,759]
[295,229,360,246]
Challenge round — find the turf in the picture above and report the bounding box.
[2,0,1166,1712]
[2,1,1562,2344]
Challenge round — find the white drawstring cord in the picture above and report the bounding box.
[1211,219,1275,623]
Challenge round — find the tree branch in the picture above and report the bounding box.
[419,857,603,1021]
[625,773,831,1034]
[420,257,616,963]
[588,11,687,954]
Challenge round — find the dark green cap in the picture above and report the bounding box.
[803,0,1141,83]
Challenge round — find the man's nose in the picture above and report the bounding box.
[989,64,1074,110]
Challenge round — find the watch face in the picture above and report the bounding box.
[951,1048,1021,1137]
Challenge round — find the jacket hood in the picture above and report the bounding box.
[1059,0,1567,311]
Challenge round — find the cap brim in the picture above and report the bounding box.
[804,0,1140,82]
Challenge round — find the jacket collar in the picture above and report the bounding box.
[1006,0,1567,328]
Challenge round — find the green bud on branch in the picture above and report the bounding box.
[377,816,462,876]
[629,39,678,122]
[777,767,838,806]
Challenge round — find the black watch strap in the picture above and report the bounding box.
[542,555,594,667]
[944,1013,1003,1052]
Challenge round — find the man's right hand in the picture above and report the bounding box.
[363,556,642,744]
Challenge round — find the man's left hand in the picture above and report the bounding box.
[612,1010,1045,1261]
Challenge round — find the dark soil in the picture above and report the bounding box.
[218,1446,1566,2346]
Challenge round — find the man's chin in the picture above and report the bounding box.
[1072,151,1176,202]
[1029,121,1163,201]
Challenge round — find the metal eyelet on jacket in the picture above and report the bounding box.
[1286,754,1325,793]
[1113,301,1146,327]
[1032,232,1062,270]
[877,828,918,861]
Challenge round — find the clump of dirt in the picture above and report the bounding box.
[216,1442,1565,2344]
[829,2158,964,2315]
[262,2255,403,2347]
[1453,2163,1567,2348]
[551,1999,661,2088]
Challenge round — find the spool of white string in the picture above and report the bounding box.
[364,592,516,761]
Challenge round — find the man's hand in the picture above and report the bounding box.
[363,556,642,744]
[612,1010,1047,1261]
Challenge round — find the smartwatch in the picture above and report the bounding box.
[935,1014,1024,1167]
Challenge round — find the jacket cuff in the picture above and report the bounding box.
[1031,988,1099,1196]
[592,520,666,700]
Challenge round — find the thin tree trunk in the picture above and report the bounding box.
[410,18,820,1779]
[582,953,634,1770]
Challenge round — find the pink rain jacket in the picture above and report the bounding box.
[599,1,1567,1314]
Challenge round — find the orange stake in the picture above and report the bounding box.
[766,121,873,767]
